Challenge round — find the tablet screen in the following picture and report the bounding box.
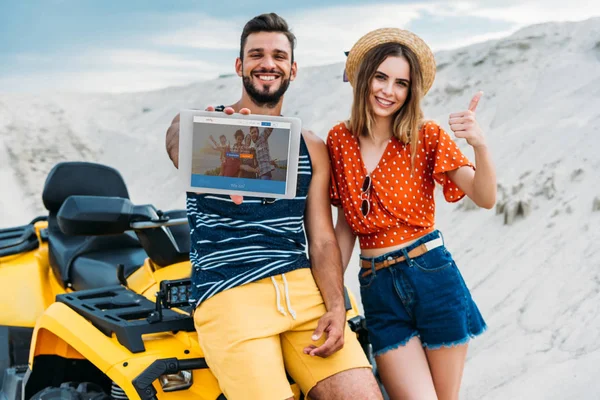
[190,115,291,195]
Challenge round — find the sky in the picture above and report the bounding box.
[1,0,599,93]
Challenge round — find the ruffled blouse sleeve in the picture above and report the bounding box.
[424,122,474,203]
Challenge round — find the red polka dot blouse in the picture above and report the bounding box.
[327,121,474,249]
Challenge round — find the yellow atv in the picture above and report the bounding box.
[0,161,372,400]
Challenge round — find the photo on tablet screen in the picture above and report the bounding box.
[191,116,291,195]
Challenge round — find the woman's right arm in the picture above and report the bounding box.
[334,209,356,272]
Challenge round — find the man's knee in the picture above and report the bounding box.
[308,367,383,400]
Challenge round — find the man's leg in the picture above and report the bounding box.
[260,171,273,180]
[276,269,382,400]
[193,279,296,400]
[307,367,381,400]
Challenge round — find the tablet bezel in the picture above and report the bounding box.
[178,109,302,199]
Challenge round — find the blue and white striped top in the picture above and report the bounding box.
[187,136,312,306]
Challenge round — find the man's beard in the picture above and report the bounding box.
[242,70,291,108]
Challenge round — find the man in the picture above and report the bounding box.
[249,126,276,179]
[165,13,381,400]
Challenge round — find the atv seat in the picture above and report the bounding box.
[42,162,148,291]
[68,207,191,290]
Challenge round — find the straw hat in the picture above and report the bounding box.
[345,28,436,95]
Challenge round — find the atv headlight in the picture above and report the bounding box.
[161,278,193,308]
[159,370,193,392]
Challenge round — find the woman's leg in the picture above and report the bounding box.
[375,336,438,400]
[402,235,485,400]
[425,344,468,400]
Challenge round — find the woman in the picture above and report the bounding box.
[327,28,496,400]
[209,134,229,176]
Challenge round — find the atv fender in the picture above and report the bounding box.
[0,250,64,328]
[26,303,223,400]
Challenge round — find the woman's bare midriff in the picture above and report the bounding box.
[360,231,430,258]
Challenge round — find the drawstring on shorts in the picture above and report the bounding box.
[271,274,297,320]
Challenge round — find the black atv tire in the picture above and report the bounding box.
[30,382,110,400]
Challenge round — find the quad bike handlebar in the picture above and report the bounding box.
[56,195,191,268]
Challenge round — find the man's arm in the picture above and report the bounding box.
[302,130,346,358]
[166,107,232,169]
[334,210,357,272]
[263,127,274,139]
[165,106,247,205]
[166,113,180,168]
[209,135,219,150]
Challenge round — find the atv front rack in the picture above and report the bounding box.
[57,286,195,353]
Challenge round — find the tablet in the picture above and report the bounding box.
[178,110,302,199]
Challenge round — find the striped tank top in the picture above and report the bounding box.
[187,135,312,306]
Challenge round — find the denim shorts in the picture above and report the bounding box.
[359,230,487,356]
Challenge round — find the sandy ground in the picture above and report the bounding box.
[0,136,34,227]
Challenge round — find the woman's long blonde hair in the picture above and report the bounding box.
[349,42,425,169]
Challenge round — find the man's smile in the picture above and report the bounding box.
[253,73,280,83]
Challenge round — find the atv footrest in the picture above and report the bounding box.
[57,286,194,354]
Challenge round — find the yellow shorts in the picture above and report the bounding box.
[193,268,371,400]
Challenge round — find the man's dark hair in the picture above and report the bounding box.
[240,13,296,62]
[234,130,244,139]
